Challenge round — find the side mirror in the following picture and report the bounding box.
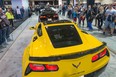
[29,26,35,30]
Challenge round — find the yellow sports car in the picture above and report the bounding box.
[22,20,110,77]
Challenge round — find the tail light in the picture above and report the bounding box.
[45,64,58,71]
[92,54,99,62]
[25,63,59,76]
[99,48,107,58]
[92,48,108,62]
[29,63,45,71]
[40,16,46,18]
[53,14,58,17]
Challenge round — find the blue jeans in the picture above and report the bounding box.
[2,27,7,43]
[6,26,10,39]
[0,29,2,45]
[17,14,22,19]
[88,22,93,30]
[104,20,115,29]
[62,10,65,16]
[21,12,24,18]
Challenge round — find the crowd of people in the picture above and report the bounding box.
[59,3,116,36]
[0,3,116,48]
[0,6,25,48]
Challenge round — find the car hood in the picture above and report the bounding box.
[29,33,103,57]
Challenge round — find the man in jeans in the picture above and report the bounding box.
[16,6,22,19]
[103,5,116,36]
[0,8,6,48]
[0,7,10,48]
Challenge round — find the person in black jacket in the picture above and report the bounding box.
[87,5,94,30]
[62,4,66,16]
[0,7,10,48]
[96,6,104,30]
[0,7,6,48]
[93,4,99,26]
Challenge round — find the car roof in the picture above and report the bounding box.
[41,8,56,15]
[43,20,72,26]
[41,11,55,15]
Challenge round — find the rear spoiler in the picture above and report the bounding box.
[29,42,107,62]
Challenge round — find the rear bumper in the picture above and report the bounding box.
[23,43,110,77]
[85,63,108,77]
[23,65,107,77]
[23,60,109,77]
[95,63,107,73]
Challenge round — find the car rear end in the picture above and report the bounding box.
[23,42,110,77]
[38,9,59,22]
[39,14,59,22]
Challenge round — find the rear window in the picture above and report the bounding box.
[41,11,55,15]
[46,25,83,48]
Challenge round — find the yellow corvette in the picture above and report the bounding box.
[22,20,110,77]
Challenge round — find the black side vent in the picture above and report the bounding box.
[33,36,38,42]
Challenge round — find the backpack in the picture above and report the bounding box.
[107,14,115,22]
[107,15,112,22]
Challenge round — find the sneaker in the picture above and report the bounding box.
[13,27,15,29]
[3,42,9,45]
[7,38,13,42]
[0,45,6,48]
[88,29,93,31]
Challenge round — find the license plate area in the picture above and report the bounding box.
[48,18,52,21]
